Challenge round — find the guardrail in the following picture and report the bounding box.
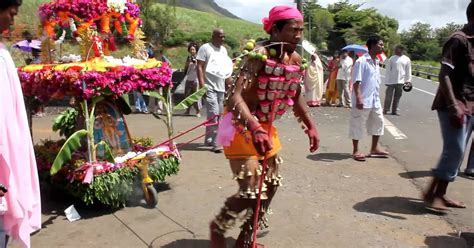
[412,64,440,80]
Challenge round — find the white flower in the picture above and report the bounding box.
[107,0,127,13]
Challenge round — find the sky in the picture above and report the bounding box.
[214,0,469,32]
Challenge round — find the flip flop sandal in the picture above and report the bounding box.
[352,154,366,162]
[368,152,389,158]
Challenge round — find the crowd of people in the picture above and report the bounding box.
[1,0,474,247]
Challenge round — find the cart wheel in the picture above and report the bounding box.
[143,184,158,208]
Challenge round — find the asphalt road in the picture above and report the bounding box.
[379,68,473,232]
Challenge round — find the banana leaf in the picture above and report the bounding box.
[50,129,88,175]
[173,86,207,111]
[143,90,166,103]
[94,140,115,163]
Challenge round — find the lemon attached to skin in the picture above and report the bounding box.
[269,48,277,57]
[245,42,255,51]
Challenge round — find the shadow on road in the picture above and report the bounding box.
[160,237,236,248]
[424,233,469,248]
[398,170,432,179]
[307,153,352,162]
[177,142,211,152]
[458,172,474,180]
[353,196,445,220]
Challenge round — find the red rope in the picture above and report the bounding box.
[151,114,219,149]
[252,102,277,248]
[127,114,219,161]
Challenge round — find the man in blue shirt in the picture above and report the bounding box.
[349,36,389,161]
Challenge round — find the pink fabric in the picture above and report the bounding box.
[262,6,303,34]
[0,43,41,248]
[216,112,236,147]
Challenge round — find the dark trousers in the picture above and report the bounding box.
[384,84,403,113]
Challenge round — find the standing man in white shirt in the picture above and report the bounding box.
[336,50,353,107]
[197,28,228,153]
[383,45,412,115]
[349,36,389,161]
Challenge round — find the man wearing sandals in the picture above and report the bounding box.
[349,36,389,162]
[423,1,474,210]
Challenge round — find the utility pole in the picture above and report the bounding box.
[296,0,303,12]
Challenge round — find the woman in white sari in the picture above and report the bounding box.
[304,53,324,107]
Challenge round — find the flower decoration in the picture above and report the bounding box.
[19,59,173,103]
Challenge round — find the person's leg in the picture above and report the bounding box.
[211,92,225,152]
[183,80,193,115]
[465,138,474,176]
[428,110,469,208]
[234,156,281,248]
[367,107,388,155]
[133,91,142,112]
[336,80,344,107]
[343,80,351,107]
[211,159,268,248]
[464,117,474,175]
[138,93,148,113]
[392,84,403,115]
[192,81,201,115]
[204,90,219,146]
[383,85,395,114]
[349,108,369,160]
[0,215,6,248]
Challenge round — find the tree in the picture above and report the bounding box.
[435,22,463,47]
[400,22,441,61]
[303,1,334,48]
[140,0,177,45]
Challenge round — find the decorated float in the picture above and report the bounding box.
[18,0,192,208]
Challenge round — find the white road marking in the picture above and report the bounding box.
[384,117,408,140]
[413,87,436,96]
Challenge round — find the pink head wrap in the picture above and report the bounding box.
[262,6,303,34]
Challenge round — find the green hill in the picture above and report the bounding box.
[157,0,239,19]
[10,1,266,69]
[155,3,266,68]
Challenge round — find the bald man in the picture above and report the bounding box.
[196,28,229,152]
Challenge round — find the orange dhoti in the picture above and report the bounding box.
[224,123,282,160]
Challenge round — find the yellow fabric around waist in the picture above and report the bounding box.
[224,123,281,160]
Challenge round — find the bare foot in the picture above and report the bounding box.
[441,196,467,208]
[427,196,448,211]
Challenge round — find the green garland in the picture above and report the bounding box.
[148,156,180,183]
[35,139,181,208]
[66,166,139,208]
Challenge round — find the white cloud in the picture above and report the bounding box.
[215,0,469,31]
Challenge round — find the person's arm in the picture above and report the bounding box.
[196,60,206,88]
[353,82,363,109]
[438,37,465,128]
[385,57,391,83]
[292,91,320,152]
[439,65,464,127]
[184,56,190,74]
[196,46,207,88]
[352,60,364,109]
[227,52,271,155]
[405,58,412,84]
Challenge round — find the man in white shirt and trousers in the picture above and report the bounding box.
[336,50,353,107]
[196,28,231,153]
[349,36,389,161]
[383,45,412,115]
